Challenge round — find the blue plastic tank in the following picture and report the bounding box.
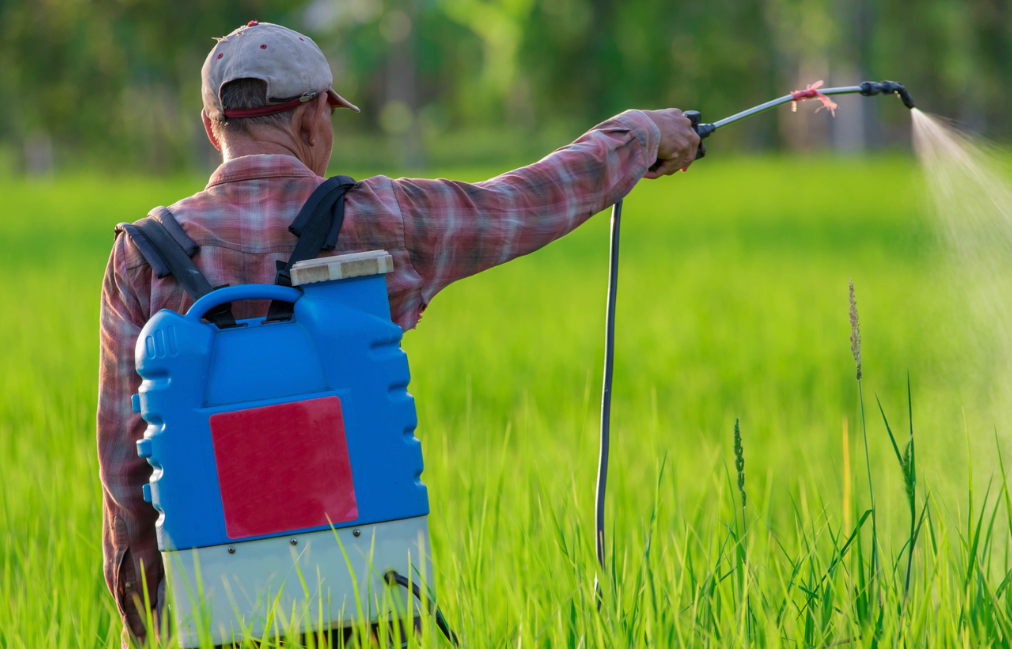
[133,251,430,645]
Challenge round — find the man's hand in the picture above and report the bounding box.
[642,109,701,178]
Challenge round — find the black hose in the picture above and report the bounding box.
[384,570,459,646]
[594,200,621,609]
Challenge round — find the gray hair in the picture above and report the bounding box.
[209,78,294,140]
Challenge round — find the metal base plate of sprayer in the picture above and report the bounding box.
[166,516,431,647]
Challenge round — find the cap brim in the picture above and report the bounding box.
[327,88,360,113]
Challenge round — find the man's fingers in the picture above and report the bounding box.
[644,160,670,179]
[648,147,698,178]
[644,158,682,179]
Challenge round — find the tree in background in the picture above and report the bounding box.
[0,0,1008,174]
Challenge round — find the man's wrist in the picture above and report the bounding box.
[615,110,661,171]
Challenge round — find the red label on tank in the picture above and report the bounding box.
[210,396,358,539]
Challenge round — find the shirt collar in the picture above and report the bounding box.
[206,154,319,189]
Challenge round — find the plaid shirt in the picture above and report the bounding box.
[97,110,659,640]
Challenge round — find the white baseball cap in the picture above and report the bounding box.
[201,21,360,120]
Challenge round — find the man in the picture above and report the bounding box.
[97,20,699,644]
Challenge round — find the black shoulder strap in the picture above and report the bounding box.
[115,207,237,328]
[266,175,356,321]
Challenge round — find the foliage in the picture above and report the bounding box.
[1,0,1010,172]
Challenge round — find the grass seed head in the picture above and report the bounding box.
[902,440,915,505]
[734,418,746,508]
[849,279,862,380]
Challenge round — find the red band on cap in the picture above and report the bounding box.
[222,93,340,119]
[223,97,303,118]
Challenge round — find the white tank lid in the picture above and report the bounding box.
[290,250,394,286]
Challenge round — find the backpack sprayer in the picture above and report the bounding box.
[594,80,915,602]
[127,177,458,647]
[127,80,914,647]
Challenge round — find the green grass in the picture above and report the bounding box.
[3,156,1012,646]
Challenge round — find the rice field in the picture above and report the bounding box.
[3,155,1012,647]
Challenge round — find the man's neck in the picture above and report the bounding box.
[219,129,328,176]
[222,137,301,163]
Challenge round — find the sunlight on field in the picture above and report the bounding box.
[2,157,1010,646]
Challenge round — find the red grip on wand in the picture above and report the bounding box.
[791,80,838,116]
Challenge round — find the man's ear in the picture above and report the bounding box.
[202,109,222,151]
[298,94,329,148]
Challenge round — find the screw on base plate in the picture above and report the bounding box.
[228,547,235,554]
[353,529,361,537]
[290,538,298,545]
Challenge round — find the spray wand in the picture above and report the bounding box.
[594,80,915,607]
[693,80,913,145]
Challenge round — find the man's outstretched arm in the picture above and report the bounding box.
[385,109,698,319]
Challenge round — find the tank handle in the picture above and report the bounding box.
[185,285,303,324]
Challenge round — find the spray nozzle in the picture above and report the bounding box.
[860,80,916,109]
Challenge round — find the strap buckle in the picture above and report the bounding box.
[274,260,292,287]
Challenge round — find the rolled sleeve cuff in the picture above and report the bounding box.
[613,109,661,172]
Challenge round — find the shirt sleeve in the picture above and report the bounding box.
[392,110,660,316]
[97,235,162,642]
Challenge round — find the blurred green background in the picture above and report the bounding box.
[5,2,1012,645]
[2,0,1010,174]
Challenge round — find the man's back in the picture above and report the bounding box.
[98,108,673,641]
[107,155,419,328]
